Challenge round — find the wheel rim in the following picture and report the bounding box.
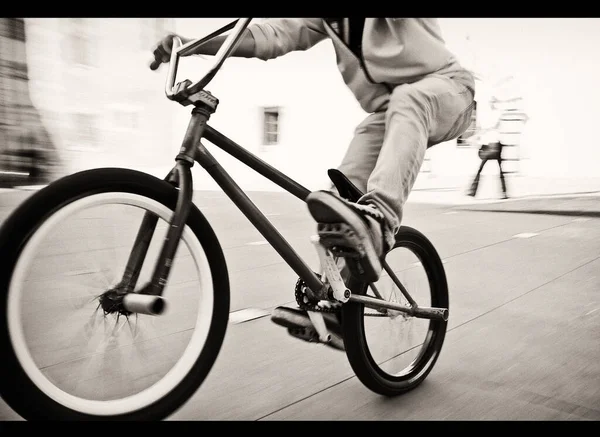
[360,241,445,382]
[7,192,214,416]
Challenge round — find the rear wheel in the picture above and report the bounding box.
[342,226,449,396]
[0,168,230,420]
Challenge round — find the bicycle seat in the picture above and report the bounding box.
[327,169,363,202]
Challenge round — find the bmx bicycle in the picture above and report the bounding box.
[0,18,449,420]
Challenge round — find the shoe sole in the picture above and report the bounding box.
[271,307,345,351]
[271,307,342,337]
[306,191,382,282]
[286,326,345,351]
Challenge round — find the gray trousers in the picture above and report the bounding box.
[337,72,476,233]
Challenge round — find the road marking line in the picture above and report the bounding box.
[66,268,102,276]
[572,218,590,223]
[0,170,28,176]
[512,232,539,239]
[246,240,269,246]
[16,185,47,191]
[585,308,598,316]
[443,211,459,215]
[229,308,270,324]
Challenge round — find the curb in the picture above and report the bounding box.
[2,184,600,204]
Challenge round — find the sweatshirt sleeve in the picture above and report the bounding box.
[247,18,328,60]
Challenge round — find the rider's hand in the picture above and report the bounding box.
[149,33,179,71]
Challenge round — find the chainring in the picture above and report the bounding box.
[294,275,340,314]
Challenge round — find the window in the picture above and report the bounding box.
[63,18,92,67]
[113,109,139,131]
[262,107,280,146]
[421,155,432,174]
[69,36,90,66]
[69,112,97,150]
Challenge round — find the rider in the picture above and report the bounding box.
[153,18,475,341]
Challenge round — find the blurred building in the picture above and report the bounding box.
[6,18,598,192]
[19,18,178,178]
[0,18,61,187]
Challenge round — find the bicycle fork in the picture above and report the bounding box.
[115,161,194,316]
[117,103,216,316]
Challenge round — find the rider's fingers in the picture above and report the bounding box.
[149,34,178,71]
[150,47,167,71]
[149,58,162,71]
[153,47,170,63]
[152,47,162,60]
[160,34,176,52]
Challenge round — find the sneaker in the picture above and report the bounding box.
[305,190,395,283]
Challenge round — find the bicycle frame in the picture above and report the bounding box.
[120,18,448,323]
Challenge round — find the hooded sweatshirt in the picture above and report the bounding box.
[247,18,474,113]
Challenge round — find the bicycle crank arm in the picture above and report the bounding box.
[348,294,449,321]
[307,311,332,344]
[311,235,350,303]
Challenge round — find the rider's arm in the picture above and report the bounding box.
[182,18,327,60]
[178,29,257,58]
[157,18,328,66]
[245,18,328,60]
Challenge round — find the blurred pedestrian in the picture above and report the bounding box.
[466,95,509,199]
[467,140,508,199]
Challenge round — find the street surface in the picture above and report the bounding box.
[0,188,598,420]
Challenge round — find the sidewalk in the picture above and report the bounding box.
[2,173,600,209]
[408,174,600,206]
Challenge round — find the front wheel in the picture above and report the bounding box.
[0,168,230,420]
[342,225,449,396]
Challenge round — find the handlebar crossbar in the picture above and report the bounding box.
[165,18,253,104]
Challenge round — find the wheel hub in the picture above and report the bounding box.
[98,285,132,316]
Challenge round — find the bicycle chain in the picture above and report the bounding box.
[294,276,340,314]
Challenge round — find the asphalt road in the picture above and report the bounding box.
[0,189,599,420]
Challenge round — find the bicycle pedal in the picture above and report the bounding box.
[317,222,365,258]
[271,307,342,336]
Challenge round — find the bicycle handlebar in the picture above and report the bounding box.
[160,18,253,103]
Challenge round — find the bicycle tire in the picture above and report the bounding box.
[341,225,449,396]
[0,167,230,420]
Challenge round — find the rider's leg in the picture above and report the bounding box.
[361,74,475,235]
[336,112,386,195]
[307,73,475,282]
[271,118,383,328]
[269,116,384,343]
